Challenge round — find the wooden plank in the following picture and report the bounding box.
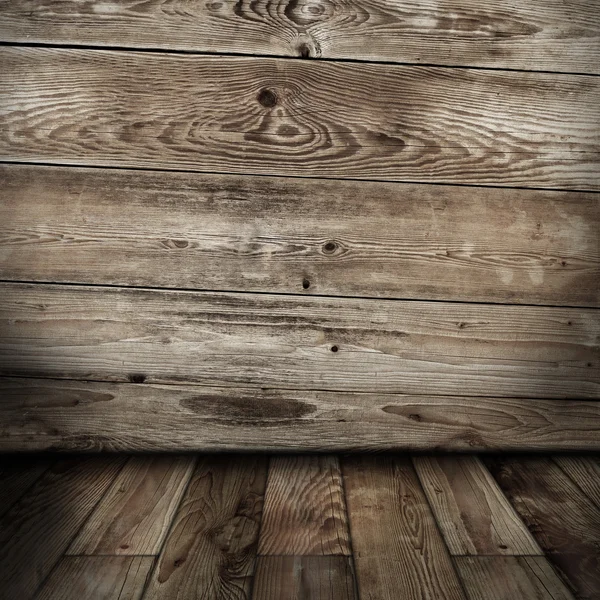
[0,455,51,517]
[3,378,600,453]
[0,456,124,600]
[252,556,357,600]
[143,455,267,600]
[553,456,600,508]
[68,456,195,556]
[0,0,598,74]
[0,284,598,400]
[1,49,599,191]
[259,456,351,555]
[412,455,542,555]
[1,166,598,308]
[454,556,575,600]
[36,556,154,600]
[343,455,466,600]
[486,456,600,600]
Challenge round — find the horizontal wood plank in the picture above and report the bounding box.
[0,0,598,74]
[1,49,599,190]
[2,378,600,452]
[1,165,598,307]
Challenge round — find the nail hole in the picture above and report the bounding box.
[302,279,310,289]
[257,88,277,108]
[120,544,130,550]
[499,544,508,550]
[128,374,146,384]
[331,345,339,352]
[297,43,311,58]
[323,241,337,253]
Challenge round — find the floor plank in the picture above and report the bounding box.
[0,455,51,518]
[1,0,598,73]
[343,455,466,600]
[0,456,124,600]
[68,456,196,556]
[35,556,154,600]
[252,556,357,600]
[1,283,597,400]
[2,165,598,307]
[553,456,600,508]
[454,556,575,600]
[259,456,351,555]
[3,378,599,452]
[413,455,541,555]
[142,456,267,600]
[2,49,599,190]
[486,456,600,600]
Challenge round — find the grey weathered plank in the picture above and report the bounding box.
[553,456,600,508]
[1,49,599,190]
[36,556,154,600]
[0,0,598,74]
[2,378,600,452]
[413,455,542,555]
[259,456,351,555]
[343,456,466,600]
[1,165,598,307]
[68,456,196,556]
[0,283,598,399]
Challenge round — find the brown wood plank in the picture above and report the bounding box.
[36,556,154,600]
[413,455,541,555]
[1,49,599,190]
[486,456,600,600]
[3,379,600,453]
[0,0,598,74]
[343,455,466,600]
[1,166,598,307]
[454,556,575,600]
[68,456,196,556]
[1,284,597,400]
[0,456,124,600]
[252,556,357,600]
[258,456,350,555]
[0,455,52,517]
[553,456,600,508]
[142,455,267,600]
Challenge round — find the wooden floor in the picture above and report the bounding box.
[1,453,598,600]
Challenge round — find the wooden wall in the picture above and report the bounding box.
[0,0,598,451]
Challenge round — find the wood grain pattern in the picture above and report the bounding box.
[143,455,267,600]
[252,556,357,600]
[413,455,542,556]
[0,0,598,73]
[2,165,598,307]
[487,456,600,600]
[1,49,599,190]
[35,556,154,600]
[1,283,598,399]
[68,456,195,556]
[553,456,600,508]
[343,455,466,600]
[259,456,350,555]
[455,556,575,600]
[0,456,124,600]
[0,455,51,517]
[3,378,600,452]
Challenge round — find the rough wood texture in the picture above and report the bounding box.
[343,455,465,600]
[259,456,350,555]
[68,456,195,556]
[553,456,600,508]
[454,556,575,600]
[0,457,124,600]
[0,455,51,517]
[143,455,267,600]
[36,556,154,600]
[0,0,598,73]
[3,378,600,452]
[2,49,599,190]
[487,456,600,600]
[413,455,542,556]
[253,556,357,600]
[1,284,598,399]
[1,165,598,307]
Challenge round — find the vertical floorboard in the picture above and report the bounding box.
[0,455,52,518]
[142,456,267,600]
[412,455,541,555]
[0,456,124,600]
[35,556,155,600]
[68,456,196,555]
[342,455,465,600]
